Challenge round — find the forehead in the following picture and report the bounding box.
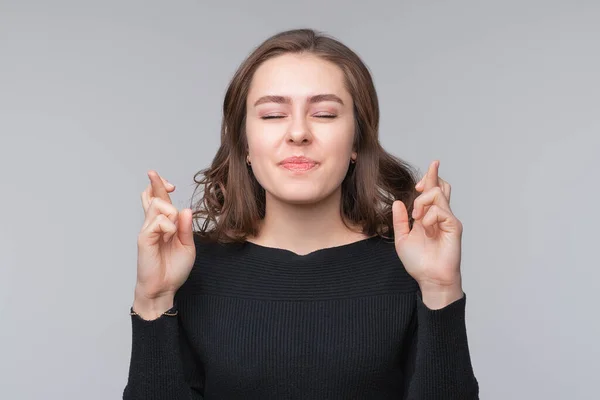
[247,53,350,102]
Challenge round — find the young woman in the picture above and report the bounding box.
[123,29,479,399]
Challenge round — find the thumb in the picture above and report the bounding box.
[177,208,195,247]
[392,200,410,246]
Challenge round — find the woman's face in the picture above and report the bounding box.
[245,53,356,205]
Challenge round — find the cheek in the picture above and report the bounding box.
[245,119,272,156]
[322,124,355,157]
[245,118,259,147]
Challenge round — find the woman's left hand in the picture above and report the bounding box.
[392,160,464,309]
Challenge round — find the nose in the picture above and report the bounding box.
[286,115,313,145]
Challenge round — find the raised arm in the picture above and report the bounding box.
[402,292,478,399]
[123,170,201,399]
[123,300,204,399]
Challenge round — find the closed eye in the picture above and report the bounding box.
[314,114,337,118]
[260,115,337,119]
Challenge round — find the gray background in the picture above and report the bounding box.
[1,0,599,399]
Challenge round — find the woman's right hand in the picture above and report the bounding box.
[133,170,196,320]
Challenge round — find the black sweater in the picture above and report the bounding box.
[123,234,479,399]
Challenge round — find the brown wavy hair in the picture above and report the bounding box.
[189,28,420,243]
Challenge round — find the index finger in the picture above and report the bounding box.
[423,160,440,191]
[148,170,172,204]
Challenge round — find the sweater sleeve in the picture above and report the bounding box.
[402,291,479,400]
[122,305,204,400]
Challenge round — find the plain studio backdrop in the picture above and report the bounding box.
[1,1,598,399]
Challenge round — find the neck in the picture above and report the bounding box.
[247,188,369,255]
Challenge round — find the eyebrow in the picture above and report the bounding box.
[253,94,345,107]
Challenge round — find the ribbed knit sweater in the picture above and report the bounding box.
[123,234,479,399]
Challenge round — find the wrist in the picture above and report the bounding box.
[418,281,464,310]
[132,290,175,320]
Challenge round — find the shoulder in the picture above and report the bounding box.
[176,232,232,296]
[369,235,419,290]
[191,231,245,264]
[192,231,214,258]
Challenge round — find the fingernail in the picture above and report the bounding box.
[166,182,175,188]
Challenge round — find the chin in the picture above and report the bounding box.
[269,185,324,205]
[268,185,337,206]
[275,192,323,205]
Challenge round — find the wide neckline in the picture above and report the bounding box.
[243,235,383,258]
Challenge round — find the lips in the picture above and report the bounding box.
[280,156,317,164]
[279,156,317,172]
[281,163,316,171]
